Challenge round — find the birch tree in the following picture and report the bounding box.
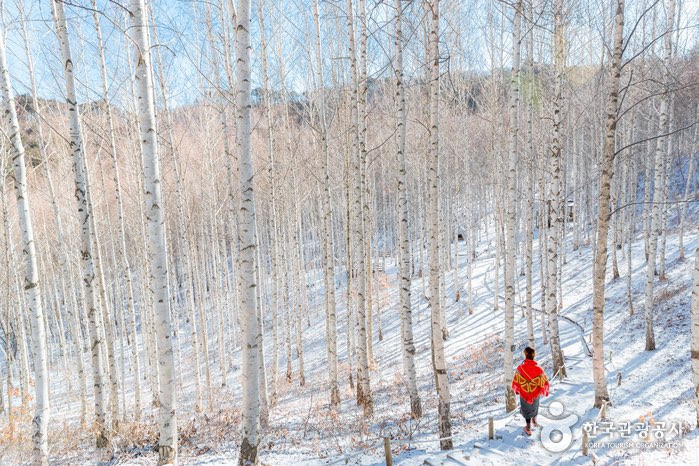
[692,244,699,427]
[232,0,261,462]
[504,0,522,413]
[0,17,50,465]
[312,0,340,407]
[591,0,624,409]
[644,0,676,352]
[129,0,178,462]
[547,0,566,380]
[254,0,281,403]
[394,0,421,419]
[51,0,108,447]
[426,0,452,450]
[346,0,373,416]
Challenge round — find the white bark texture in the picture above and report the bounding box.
[504,0,521,413]
[547,0,566,380]
[256,0,279,403]
[312,0,340,406]
[51,0,108,447]
[129,0,178,463]
[233,0,261,463]
[691,245,699,427]
[591,0,624,408]
[644,0,675,352]
[0,22,50,466]
[346,0,373,416]
[395,0,421,419]
[426,0,452,450]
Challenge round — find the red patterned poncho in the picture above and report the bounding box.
[511,359,550,404]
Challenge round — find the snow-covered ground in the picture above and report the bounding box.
[2,217,698,465]
[189,222,699,465]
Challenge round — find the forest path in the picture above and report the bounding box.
[420,309,600,465]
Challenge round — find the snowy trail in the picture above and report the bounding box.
[420,310,599,465]
[65,229,696,466]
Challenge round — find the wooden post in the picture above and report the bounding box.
[384,437,392,466]
[582,430,588,456]
[616,371,622,386]
[600,400,607,419]
[488,417,494,440]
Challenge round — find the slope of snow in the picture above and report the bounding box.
[178,223,699,465]
[2,218,698,465]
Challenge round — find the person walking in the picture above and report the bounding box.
[511,347,550,435]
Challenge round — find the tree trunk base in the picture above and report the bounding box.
[95,429,108,449]
[330,386,341,407]
[410,397,422,419]
[157,444,177,466]
[646,329,656,351]
[239,437,258,466]
[357,386,374,417]
[594,395,610,409]
[505,386,516,412]
[438,400,453,450]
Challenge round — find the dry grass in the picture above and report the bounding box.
[655,283,687,304]
[0,390,244,464]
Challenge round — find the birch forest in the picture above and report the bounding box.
[0,0,698,465]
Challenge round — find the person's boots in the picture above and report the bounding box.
[523,423,532,436]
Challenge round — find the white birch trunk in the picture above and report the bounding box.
[504,0,522,413]
[644,0,675,352]
[129,0,177,462]
[394,0,421,418]
[253,237,269,427]
[493,208,501,313]
[18,0,88,424]
[642,147,652,261]
[51,0,108,447]
[357,0,376,363]
[626,152,636,316]
[538,160,548,344]
[290,171,306,387]
[691,244,699,427]
[344,155,355,390]
[311,0,340,406]
[658,103,673,279]
[232,0,261,462]
[89,179,120,430]
[525,72,536,347]
[547,0,566,379]
[192,244,212,407]
[256,0,281,403]
[467,217,474,315]
[346,0,373,416]
[0,24,50,465]
[592,0,624,408]
[426,0,452,450]
[679,152,696,259]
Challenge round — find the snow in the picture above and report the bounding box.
[2,217,698,465]
[186,222,699,465]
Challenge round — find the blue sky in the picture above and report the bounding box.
[4,0,698,109]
